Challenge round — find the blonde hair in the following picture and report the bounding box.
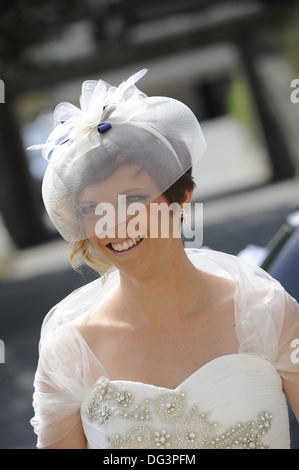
[69,239,113,278]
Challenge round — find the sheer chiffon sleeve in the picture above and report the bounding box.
[30,324,97,447]
[187,249,299,385]
[233,256,299,385]
[30,275,116,448]
[276,291,299,384]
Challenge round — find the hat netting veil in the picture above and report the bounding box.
[29,69,207,242]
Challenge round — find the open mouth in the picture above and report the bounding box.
[107,235,145,254]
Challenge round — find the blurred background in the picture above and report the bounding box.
[0,0,299,448]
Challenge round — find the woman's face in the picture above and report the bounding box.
[78,164,184,279]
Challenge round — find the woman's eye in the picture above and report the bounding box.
[126,195,148,204]
[78,196,149,216]
[78,205,97,216]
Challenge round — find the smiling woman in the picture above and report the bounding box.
[70,163,193,275]
[29,69,299,450]
[69,166,195,276]
[41,89,199,275]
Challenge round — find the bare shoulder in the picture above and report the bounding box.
[72,292,118,347]
[194,269,239,348]
[198,269,237,312]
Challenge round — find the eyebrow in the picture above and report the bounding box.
[118,188,149,195]
[78,188,149,205]
[77,200,98,206]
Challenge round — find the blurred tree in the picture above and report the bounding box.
[0,0,88,64]
[0,103,52,247]
[0,1,96,247]
[279,3,299,73]
[239,34,295,181]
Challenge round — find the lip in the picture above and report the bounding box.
[106,236,145,256]
[106,237,132,246]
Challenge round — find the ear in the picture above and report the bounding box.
[182,187,193,205]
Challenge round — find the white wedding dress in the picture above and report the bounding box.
[31,249,299,449]
[81,354,287,449]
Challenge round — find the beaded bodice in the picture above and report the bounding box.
[80,354,290,449]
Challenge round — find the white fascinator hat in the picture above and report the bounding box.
[29,69,207,242]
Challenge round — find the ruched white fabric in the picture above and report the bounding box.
[31,249,299,448]
[81,354,289,449]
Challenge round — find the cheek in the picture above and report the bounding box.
[88,235,110,256]
[146,198,180,239]
[88,236,101,252]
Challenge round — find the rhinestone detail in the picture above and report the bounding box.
[84,379,272,449]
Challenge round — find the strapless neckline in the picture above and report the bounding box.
[81,353,290,449]
[95,353,276,391]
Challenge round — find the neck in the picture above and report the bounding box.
[115,242,202,326]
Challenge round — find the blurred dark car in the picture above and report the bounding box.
[261,207,299,449]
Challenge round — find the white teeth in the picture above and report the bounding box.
[111,235,143,252]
